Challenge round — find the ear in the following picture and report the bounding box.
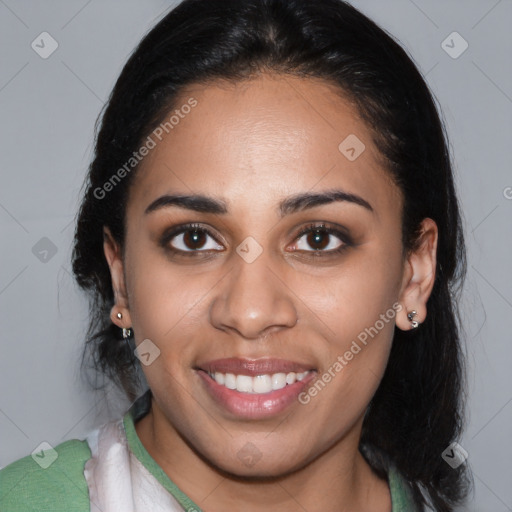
[103,226,132,328]
[396,218,438,331]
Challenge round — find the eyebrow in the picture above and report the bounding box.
[144,189,373,217]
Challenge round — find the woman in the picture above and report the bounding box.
[0,0,472,510]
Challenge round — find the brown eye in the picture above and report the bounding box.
[304,229,331,250]
[294,225,346,253]
[182,229,208,250]
[163,224,224,253]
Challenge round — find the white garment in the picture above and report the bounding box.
[84,419,187,512]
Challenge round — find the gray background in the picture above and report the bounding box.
[0,0,511,510]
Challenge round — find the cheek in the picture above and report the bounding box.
[307,245,403,345]
[125,247,213,357]
[298,309,396,443]
[301,241,403,407]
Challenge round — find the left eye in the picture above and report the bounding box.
[294,225,346,252]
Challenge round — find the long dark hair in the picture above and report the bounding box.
[72,0,471,509]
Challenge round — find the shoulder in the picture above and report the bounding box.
[388,464,421,512]
[0,438,92,512]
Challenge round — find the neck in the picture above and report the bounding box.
[135,399,391,512]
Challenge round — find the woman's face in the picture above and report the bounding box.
[107,72,426,477]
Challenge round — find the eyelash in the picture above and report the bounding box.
[160,222,352,258]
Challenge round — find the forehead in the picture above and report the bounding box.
[129,72,401,218]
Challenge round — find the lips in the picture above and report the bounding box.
[197,357,314,376]
[195,358,317,419]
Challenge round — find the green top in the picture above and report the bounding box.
[0,393,419,511]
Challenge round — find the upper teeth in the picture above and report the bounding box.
[209,371,310,394]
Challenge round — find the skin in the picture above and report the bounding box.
[103,72,438,512]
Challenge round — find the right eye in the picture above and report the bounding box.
[162,223,224,255]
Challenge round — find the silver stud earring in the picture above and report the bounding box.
[407,310,419,329]
[117,312,122,319]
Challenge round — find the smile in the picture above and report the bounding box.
[196,358,317,419]
[208,371,311,394]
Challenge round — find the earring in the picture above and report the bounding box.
[117,312,122,319]
[122,327,132,339]
[407,310,419,329]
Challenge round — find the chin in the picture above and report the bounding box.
[205,447,310,480]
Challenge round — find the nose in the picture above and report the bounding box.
[209,251,298,340]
